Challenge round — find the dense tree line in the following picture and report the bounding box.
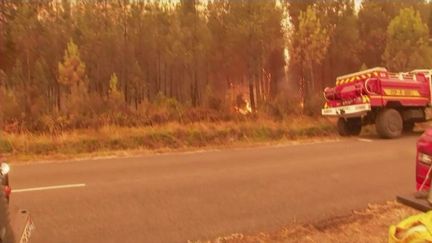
[0,0,432,132]
[0,0,285,131]
[287,0,432,113]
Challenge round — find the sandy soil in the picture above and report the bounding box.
[197,201,420,243]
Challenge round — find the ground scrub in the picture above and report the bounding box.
[0,118,335,161]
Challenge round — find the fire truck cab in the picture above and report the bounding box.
[322,67,432,138]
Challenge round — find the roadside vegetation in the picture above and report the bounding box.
[1,1,432,159]
[198,201,419,243]
[0,117,335,161]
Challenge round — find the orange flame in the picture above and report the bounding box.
[235,100,252,115]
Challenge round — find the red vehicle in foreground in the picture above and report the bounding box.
[390,132,432,241]
[397,129,432,212]
[322,67,432,138]
[416,129,432,192]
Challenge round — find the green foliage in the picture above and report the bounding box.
[2,1,432,132]
[58,39,86,87]
[0,119,335,158]
[0,1,288,132]
[285,0,432,115]
[358,0,393,68]
[0,138,13,153]
[292,6,329,69]
[383,8,432,71]
[285,0,317,30]
[261,95,302,121]
[109,73,119,94]
[359,0,429,68]
[322,0,360,87]
[108,73,123,102]
[290,5,329,114]
[57,39,91,124]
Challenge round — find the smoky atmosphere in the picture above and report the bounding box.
[1,0,432,243]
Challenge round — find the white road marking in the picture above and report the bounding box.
[357,138,373,143]
[12,183,86,193]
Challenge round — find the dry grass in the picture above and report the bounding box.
[193,202,419,243]
[0,117,335,161]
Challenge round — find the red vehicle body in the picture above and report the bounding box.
[416,129,432,191]
[322,67,432,138]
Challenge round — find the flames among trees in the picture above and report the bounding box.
[0,0,286,131]
[1,0,432,131]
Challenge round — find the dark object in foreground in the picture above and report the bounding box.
[0,163,11,203]
[10,209,33,243]
[0,188,13,243]
[0,162,34,243]
[397,194,432,212]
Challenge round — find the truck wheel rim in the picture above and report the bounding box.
[389,120,401,133]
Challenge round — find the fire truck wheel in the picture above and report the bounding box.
[337,118,361,136]
[348,119,362,136]
[403,122,415,132]
[337,118,349,136]
[376,108,402,139]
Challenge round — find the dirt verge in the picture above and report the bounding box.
[192,201,419,243]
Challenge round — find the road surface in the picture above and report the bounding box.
[10,135,418,243]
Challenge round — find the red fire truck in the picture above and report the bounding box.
[321,67,432,138]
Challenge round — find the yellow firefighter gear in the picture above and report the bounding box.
[389,211,432,243]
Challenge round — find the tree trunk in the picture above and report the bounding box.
[249,74,255,112]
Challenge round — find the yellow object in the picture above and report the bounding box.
[383,89,421,97]
[389,211,432,243]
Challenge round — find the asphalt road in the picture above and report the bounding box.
[9,135,418,243]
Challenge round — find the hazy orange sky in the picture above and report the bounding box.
[355,0,362,9]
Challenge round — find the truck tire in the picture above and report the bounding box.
[337,118,349,136]
[337,118,361,136]
[403,121,415,132]
[376,108,402,139]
